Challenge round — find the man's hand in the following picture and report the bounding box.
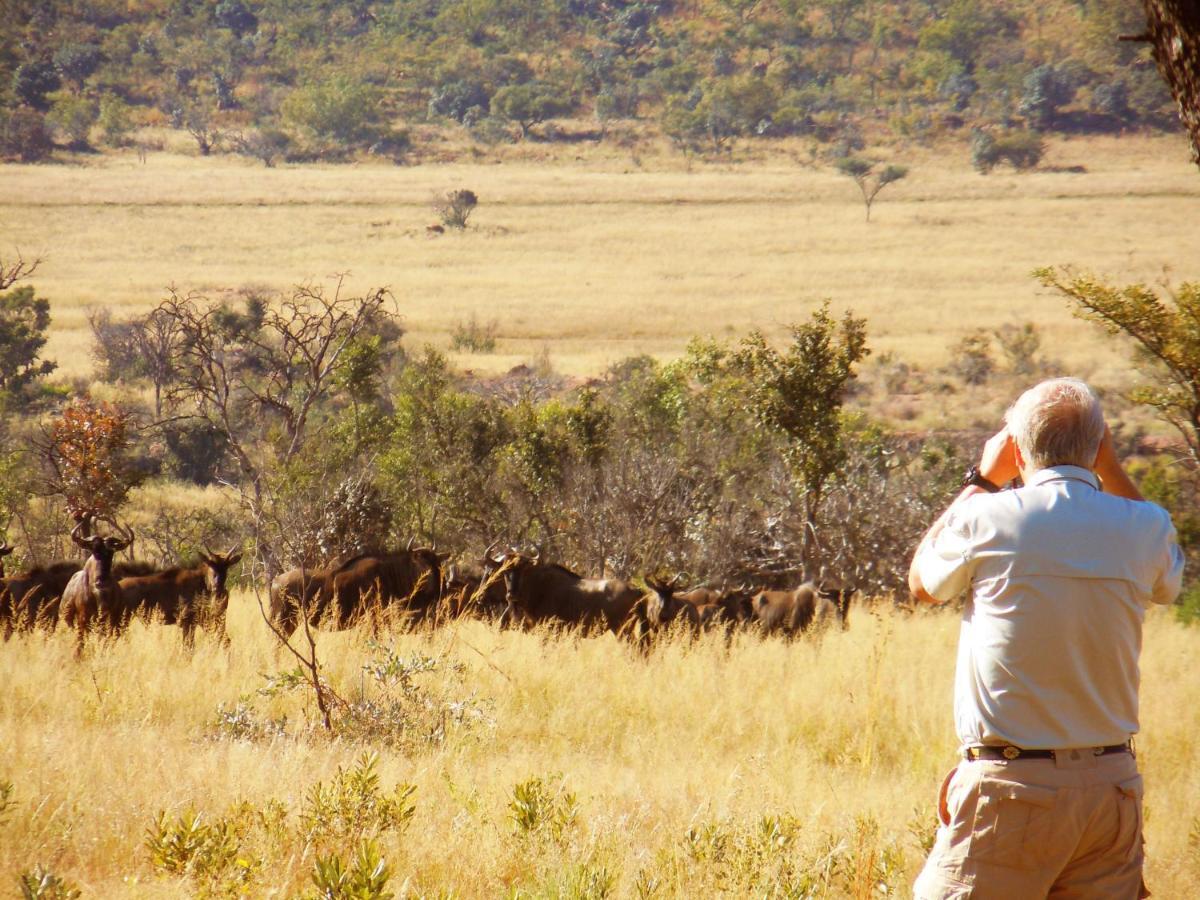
[979,427,1020,487]
[1092,424,1144,501]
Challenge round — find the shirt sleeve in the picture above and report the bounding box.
[915,508,974,602]
[1150,520,1184,606]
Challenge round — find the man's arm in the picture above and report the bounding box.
[908,428,1019,604]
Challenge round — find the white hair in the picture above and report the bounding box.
[1004,378,1104,471]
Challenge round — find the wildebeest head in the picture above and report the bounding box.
[816,581,855,629]
[0,539,12,577]
[71,514,134,584]
[642,574,684,627]
[200,545,243,600]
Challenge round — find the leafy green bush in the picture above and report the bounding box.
[46,91,97,149]
[308,840,393,900]
[0,107,53,161]
[283,75,384,149]
[971,129,1045,173]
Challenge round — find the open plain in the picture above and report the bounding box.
[2,134,1197,388]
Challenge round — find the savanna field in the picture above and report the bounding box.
[3,132,1200,898]
[1,600,1198,898]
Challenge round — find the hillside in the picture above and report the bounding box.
[0,0,1179,164]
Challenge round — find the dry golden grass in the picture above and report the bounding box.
[2,133,1196,387]
[0,599,1196,897]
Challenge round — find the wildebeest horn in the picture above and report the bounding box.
[0,538,11,555]
[406,535,416,552]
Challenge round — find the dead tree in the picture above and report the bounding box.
[156,278,397,579]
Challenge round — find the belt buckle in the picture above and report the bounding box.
[1002,746,1021,760]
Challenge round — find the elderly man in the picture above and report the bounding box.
[908,378,1183,899]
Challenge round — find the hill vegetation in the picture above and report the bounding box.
[0,0,1178,163]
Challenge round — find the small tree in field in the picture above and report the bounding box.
[835,158,908,222]
[1036,267,1200,465]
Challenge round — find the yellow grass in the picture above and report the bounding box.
[2,133,1197,388]
[0,601,1197,897]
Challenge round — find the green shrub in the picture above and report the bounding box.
[98,95,134,146]
[971,129,1045,173]
[308,839,393,900]
[0,107,53,161]
[46,92,97,149]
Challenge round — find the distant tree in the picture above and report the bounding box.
[12,60,61,111]
[970,130,1045,173]
[946,330,994,385]
[97,95,134,147]
[52,43,103,91]
[429,79,492,124]
[89,307,181,418]
[0,255,56,406]
[46,92,97,150]
[1036,268,1200,464]
[1019,65,1077,130]
[215,0,258,38]
[490,82,573,139]
[230,128,293,167]
[835,157,908,221]
[282,75,383,148]
[0,107,53,162]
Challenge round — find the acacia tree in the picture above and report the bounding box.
[0,252,55,408]
[835,157,908,222]
[156,278,399,576]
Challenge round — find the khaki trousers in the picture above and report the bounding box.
[914,751,1145,900]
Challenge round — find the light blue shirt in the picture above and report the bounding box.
[916,465,1184,748]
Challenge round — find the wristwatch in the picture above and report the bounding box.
[962,465,1001,493]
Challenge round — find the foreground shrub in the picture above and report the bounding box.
[17,866,81,900]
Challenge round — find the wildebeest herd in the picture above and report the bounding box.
[0,515,856,655]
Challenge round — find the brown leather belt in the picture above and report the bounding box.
[963,742,1132,761]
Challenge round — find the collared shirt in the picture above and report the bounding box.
[915,465,1184,749]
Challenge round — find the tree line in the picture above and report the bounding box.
[0,0,1178,164]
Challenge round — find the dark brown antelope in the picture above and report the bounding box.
[119,546,243,646]
[60,514,135,654]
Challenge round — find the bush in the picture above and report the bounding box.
[282,75,383,149]
[450,313,498,353]
[0,107,53,161]
[97,94,134,146]
[971,129,1045,173]
[434,189,478,229]
[946,330,994,385]
[46,92,97,150]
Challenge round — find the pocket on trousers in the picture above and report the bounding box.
[970,776,1060,870]
[1113,774,1144,865]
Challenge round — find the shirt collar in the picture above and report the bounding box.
[1027,465,1099,490]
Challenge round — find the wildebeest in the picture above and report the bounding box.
[439,559,508,621]
[623,578,756,646]
[750,581,855,636]
[0,539,12,577]
[60,515,135,653]
[491,549,642,634]
[118,547,243,646]
[269,541,448,639]
[1,561,80,639]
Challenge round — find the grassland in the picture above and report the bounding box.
[2,133,1197,393]
[0,601,1197,898]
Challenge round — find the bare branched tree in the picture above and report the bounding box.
[155,277,398,577]
[0,250,42,291]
